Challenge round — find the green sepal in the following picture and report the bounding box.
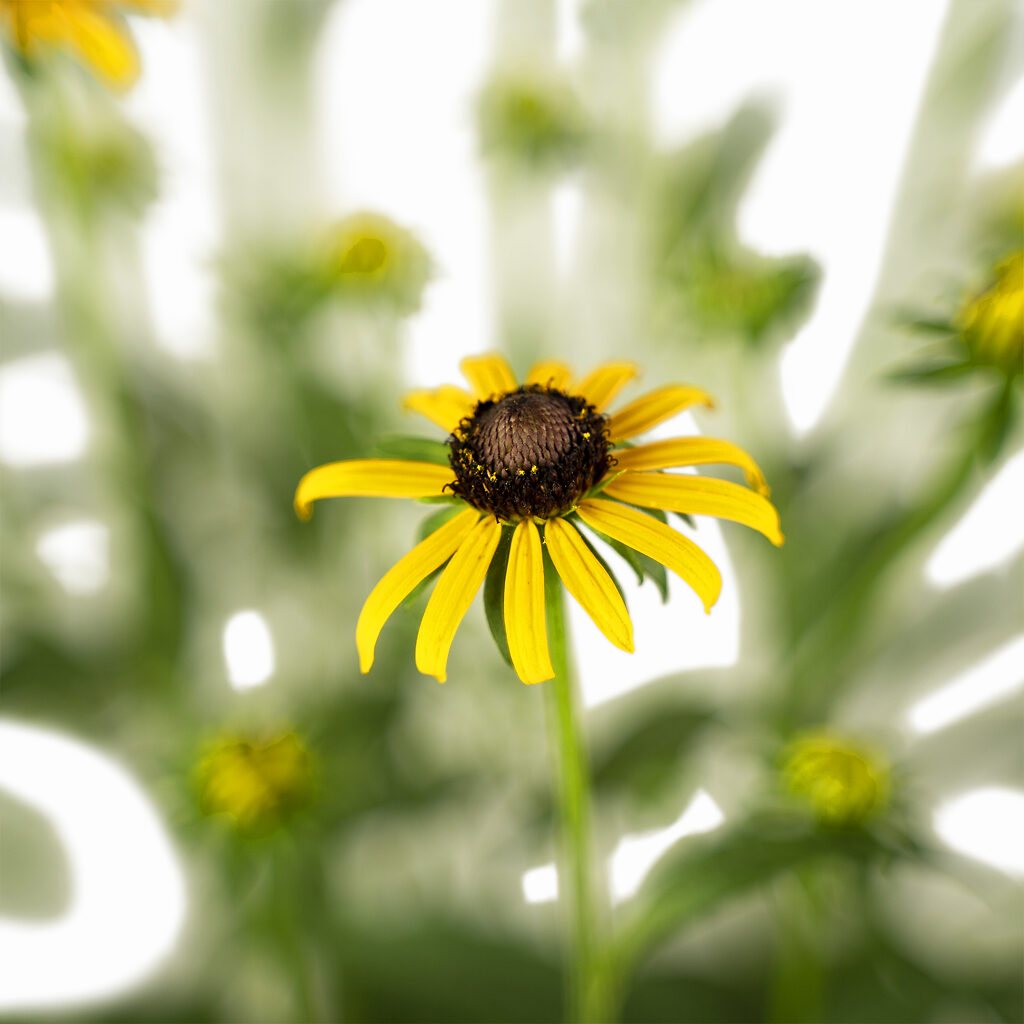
[399,508,468,607]
[573,513,670,603]
[668,510,697,529]
[637,505,669,525]
[373,435,451,466]
[886,360,975,386]
[416,505,464,542]
[583,469,625,499]
[572,525,628,607]
[483,525,514,668]
[892,311,957,336]
[400,564,444,608]
[416,494,462,505]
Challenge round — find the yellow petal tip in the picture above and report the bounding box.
[520,670,555,685]
[295,501,312,521]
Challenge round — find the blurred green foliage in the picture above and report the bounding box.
[1,3,1022,1023]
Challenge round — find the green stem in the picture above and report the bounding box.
[543,563,611,1023]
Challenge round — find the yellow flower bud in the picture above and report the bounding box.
[323,212,431,314]
[957,251,1024,376]
[196,731,314,834]
[782,731,890,827]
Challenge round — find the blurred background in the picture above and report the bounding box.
[1,0,1022,1021]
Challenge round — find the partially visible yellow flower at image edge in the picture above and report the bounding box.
[0,0,176,89]
[783,732,891,827]
[957,250,1024,375]
[196,731,314,835]
[295,353,784,686]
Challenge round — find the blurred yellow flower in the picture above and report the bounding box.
[196,731,314,834]
[957,250,1024,376]
[324,211,431,315]
[0,0,174,89]
[295,354,783,685]
[783,732,890,827]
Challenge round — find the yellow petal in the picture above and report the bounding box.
[5,3,63,50]
[575,361,638,410]
[503,520,554,684]
[525,360,573,390]
[403,384,476,432]
[65,6,140,88]
[602,473,784,546]
[545,517,633,653]
[356,508,480,673]
[118,0,179,15]
[460,353,518,400]
[612,438,770,495]
[608,385,716,441]
[294,459,454,520]
[577,498,721,612]
[415,516,502,682]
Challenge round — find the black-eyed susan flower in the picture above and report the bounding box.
[782,731,890,827]
[295,354,783,685]
[196,731,314,835]
[322,211,432,315]
[0,0,176,89]
[956,250,1023,376]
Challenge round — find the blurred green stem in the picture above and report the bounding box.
[17,69,186,676]
[271,846,325,1024]
[543,564,612,1023]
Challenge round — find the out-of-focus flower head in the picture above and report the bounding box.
[894,249,1023,391]
[33,99,158,216]
[196,730,315,835]
[956,250,1024,376]
[322,211,432,316]
[0,0,176,90]
[477,71,586,170]
[782,731,891,828]
[671,246,820,347]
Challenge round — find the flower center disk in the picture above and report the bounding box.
[448,386,610,519]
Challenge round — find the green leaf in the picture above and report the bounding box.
[592,703,715,800]
[978,377,1019,465]
[618,819,887,966]
[483,526,514,668]
[373,435,451,466]
[416,505,464,543]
